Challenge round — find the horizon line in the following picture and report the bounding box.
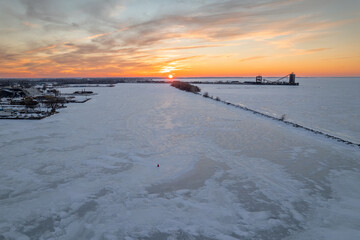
[1,76,360,79]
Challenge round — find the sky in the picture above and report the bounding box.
[0,0,359,78]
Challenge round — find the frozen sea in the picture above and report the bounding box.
[192,77,360,144]
[1,82,360,240]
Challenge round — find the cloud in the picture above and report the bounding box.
[159,44,227,51]
[1,0,358,77]
[86,33,111,40]
[20,0,68,25]
[113,0,342,51]
[25,44,57,54]
[287,47,332,55]
[303,48,331,53]
[239,56,268,62]
[23,21,40,28]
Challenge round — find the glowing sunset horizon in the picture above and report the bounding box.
[1,0,359,78]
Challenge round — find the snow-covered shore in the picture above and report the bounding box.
[1,84,359,239]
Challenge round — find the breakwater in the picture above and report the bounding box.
[171,81,358,148]
[202,93,359,148]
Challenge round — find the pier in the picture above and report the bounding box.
[189,73,299,86]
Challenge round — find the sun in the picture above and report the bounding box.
[168,74,173,79]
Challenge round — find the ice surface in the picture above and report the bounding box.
[0,84,359,239]
[196,78,360,144]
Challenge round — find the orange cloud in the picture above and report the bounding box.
[1,0,359,77]
[25,45,57,54]
[85,33,109,40]
[239,56,268,62]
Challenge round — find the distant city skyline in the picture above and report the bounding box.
[1,0,359,78]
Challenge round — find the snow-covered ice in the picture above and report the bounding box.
[0,83,359,239]
[196,77,360,144]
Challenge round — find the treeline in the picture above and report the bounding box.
[0,78,150,86]
[170,81,201,93]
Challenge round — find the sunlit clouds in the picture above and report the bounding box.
[0,0,359,77]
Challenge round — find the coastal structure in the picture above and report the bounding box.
[289,73,296,84]
[256,76,263,83]
[0,85,93,120]
[244,73,299,85]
